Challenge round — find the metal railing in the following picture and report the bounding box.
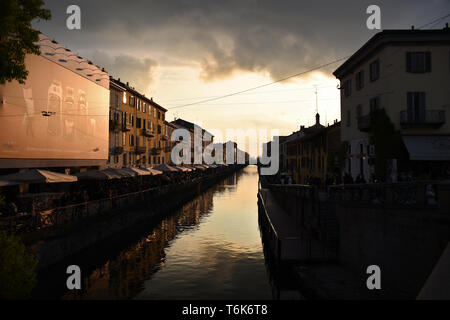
[400,110,445,127]
[357,115,371,132]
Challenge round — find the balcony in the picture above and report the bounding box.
[142,128,154,137]
[122,122,132,132]
[110,146,124,155]
[109,120,120,132]
[135,146,146,154]
[150,147,162,155]
[357,115,372,132]
[400,110,445,129]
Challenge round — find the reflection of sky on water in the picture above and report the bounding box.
[135,166,271,299]
[59,165,272,300]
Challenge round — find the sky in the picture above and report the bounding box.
[33,0,450,154]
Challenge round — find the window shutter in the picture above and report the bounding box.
[425,52,431,72]
[406,52,412,72]
[419,92,426,122]
[406,92,413,122]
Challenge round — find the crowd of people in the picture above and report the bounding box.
[0,166,225,218]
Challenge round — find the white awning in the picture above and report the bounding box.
[0,169,77,185]
[403,136,450,161]
[75,170,110,180]
[122,167,151,176]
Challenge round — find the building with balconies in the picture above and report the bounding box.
[171,118,214,164]
[333,26,450,181]
[107,78,167,168]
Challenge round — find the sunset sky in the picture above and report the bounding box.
[33,0,450,154]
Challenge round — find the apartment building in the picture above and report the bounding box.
[333,27,450,180]
[107,78,167,168]
[282,114,341,184]
[171,118,214,164]
[164,121,178,165]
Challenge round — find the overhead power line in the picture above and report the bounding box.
[167,55,351,110]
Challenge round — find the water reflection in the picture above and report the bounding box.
[37,166,300,300]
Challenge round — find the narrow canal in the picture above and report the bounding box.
[34,165,302,300]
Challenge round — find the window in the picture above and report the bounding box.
[356,105,362,119]
[129,96,135,107]
[130,134,135,146]
[123,112,127,125]
[370,60,380,81]
[130,114,134,126]
[344,79,351,97]
[406,52,431,73]
[346,109,351,127]
[158,111,161,120]
[123,92,127,104]
[406,92,426,122]
[369,97,380,112]
[122,133,126,146]
[158,124,162,134]
[356,70,364,90]
[143,103,146,113]
[136,118,142,129]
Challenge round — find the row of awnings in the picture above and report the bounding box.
[402,136,450,161]
[0,164,227,186]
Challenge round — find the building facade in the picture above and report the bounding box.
[107,78,168,169]
[281,114,341,184]
[0,33,110,174]
[333,28,450,181]
[171,118,214,164]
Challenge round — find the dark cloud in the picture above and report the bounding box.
[90,51,158,93]
[36,0,450,82]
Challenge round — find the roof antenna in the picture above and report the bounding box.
[314,85,319,115]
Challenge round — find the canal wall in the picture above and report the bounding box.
[24,166,245,270]
[258,181,450,299]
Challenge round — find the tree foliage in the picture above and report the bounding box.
[0,0,51,84]
[0,229,37,299]
[370,108,408,180]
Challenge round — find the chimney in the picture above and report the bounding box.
[126,82,129,86]
[316,113,320,125]
[300,125,305,130]
[445,23,449,30]
[118,78,120,82]
[411,25,415,30]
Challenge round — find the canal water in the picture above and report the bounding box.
[34,165,302,300]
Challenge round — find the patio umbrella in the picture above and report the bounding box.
[75,170,110,180]
[122,167,151,176]
[174,166,191,172]
[101,168,132,179]
[0,169,77,185]
[141,168,163,176]
[152,164,180,172]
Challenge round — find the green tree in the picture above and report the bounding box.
[370,108,408,180]
[0,0,51,84]
[0,229,37,299]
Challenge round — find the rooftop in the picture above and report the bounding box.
[333,27,450,79]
